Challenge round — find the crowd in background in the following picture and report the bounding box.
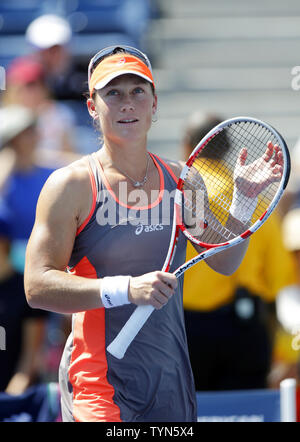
[0,0,156,401]
[0,0,300,421]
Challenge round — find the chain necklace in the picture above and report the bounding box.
[113,153,151,188]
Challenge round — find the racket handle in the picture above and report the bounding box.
[106,304,154,359]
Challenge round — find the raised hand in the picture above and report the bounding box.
[234,141,283,198]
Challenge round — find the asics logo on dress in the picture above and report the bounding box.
[135,223,164,236]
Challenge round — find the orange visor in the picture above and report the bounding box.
[89,53,155,97]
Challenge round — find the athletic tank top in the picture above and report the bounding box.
[59,152,197,422]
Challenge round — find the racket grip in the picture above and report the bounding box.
[106,304,154,359]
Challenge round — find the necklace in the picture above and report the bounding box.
[113,153,151,188]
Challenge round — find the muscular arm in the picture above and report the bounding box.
[24,161,177,313]
[24,163,103,313]
[194,217,249,276]
[167,158,249,276]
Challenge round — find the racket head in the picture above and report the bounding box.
[176,116,290,248]
[106,117,290,360]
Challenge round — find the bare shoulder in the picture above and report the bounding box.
[160,156,185,179]
[47,155,90,186]
[42,156,91,197]
[36,156,93,224]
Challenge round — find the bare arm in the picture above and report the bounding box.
[24,163,103,313]
[206,142,283,274]
[192,216,249,276]
[166,159,249,276]
[24,161,177,314]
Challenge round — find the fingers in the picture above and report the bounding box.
[264,141,274,161]
[152,272,178,309]
[267,142,283,182]
[238,147,248,166]
[152,286,173,309]
[266,141,283,165]
[158,271,178,291]
[129,271,178,310]
[271,145,283,168]
[239,142,283,168]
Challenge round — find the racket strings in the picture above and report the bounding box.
[182,121,282,244]
[231,123,280,217]
[182,163,235,242]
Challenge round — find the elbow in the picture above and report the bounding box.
[25,284,41,309]
[205,259,239,276]
[218,267,237,277]
[217,260,241,276]
[24,274,45,310]
[24,258,51,310]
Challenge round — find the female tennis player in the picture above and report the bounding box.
[24,46,282,422]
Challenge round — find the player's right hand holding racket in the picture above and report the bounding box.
[107,116,290,359]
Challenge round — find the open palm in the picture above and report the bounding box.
[234,141,283,198]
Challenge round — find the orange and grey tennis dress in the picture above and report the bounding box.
[59,153,197,422]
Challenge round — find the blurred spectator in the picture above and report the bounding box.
[278,135,300,216]
[0,105,56,272]
[182,111,298,391]
[3,56,80,168]
[0,200,48,394]
[0,104,71,384]
[269,208,300,388]
[25,14,86,101]
[182,111,225,161]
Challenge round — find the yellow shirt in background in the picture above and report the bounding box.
[183,211,298,311]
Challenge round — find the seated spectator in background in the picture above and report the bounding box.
[270,208,300,388]
[182,111,298,391]
[279,135,300,216]
[0,201,48,394]
[0,105,56,272]
[25,14,86,101]
[3,56,79,168]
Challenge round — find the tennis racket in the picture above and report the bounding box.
[107,116,290,359]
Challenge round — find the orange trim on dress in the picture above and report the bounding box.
[68,256,122,422]
[76,161,97,236]
[96,152,165,210]
[151,153,179,185]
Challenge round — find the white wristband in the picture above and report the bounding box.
[100,276,131,308]
[229,186,258,223]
